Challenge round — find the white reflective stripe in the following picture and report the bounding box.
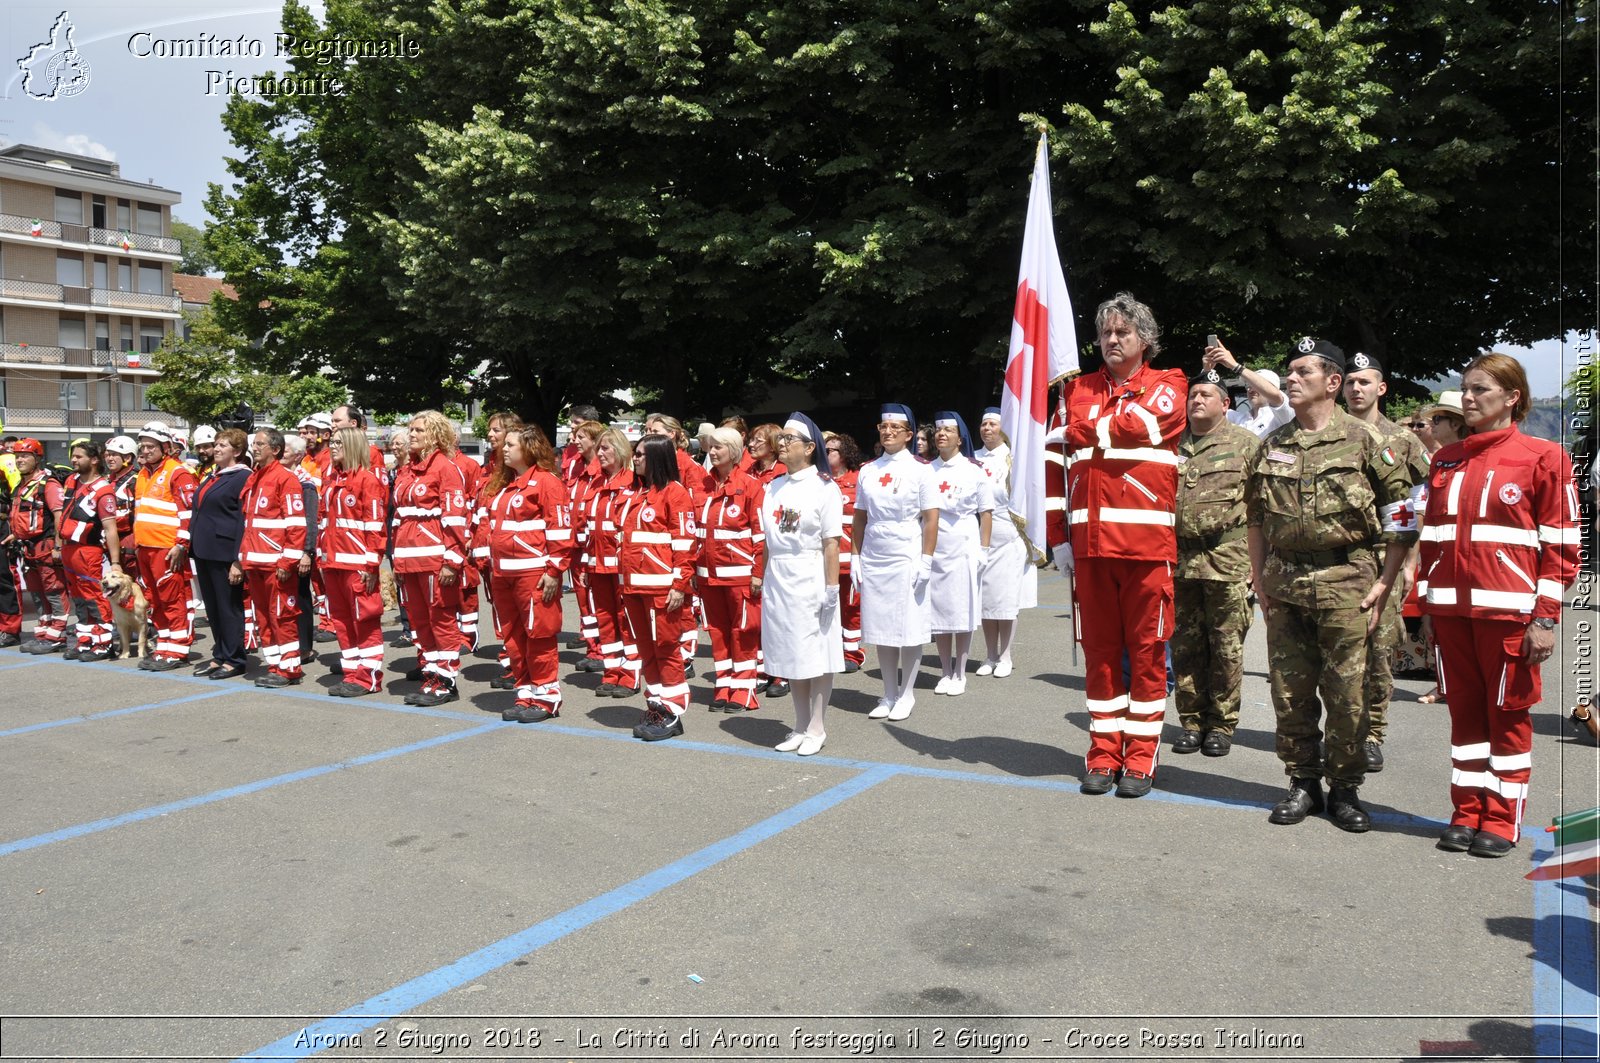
[713,528,752,540]
[545,529,572,540]
[242,551,283,563]
[670,538,695,551]
[1044,450,1066,467]
[1068,509,1089,524]
[1122,473,1159,503]
[628,531,672,544]
[1100,508,1175,526]
[1088,717,1125,732]
[711,565,751,578]
[1538,579,1563,601]
[1095,415,1112,451]
[1445,471,1464,515]
[138,498,179,511]
[1451,742,1491,760]
[332,552,378,565]
[725,677,758,690]
[1489,752,1532,771]
[1471,589,1536,610]
[501,519,548,532]
[1122,718,1164,736]
[1072,447,1181,466]
[1451,768,1488,789]
[1540,524,1582,545]
[497,556,553,571]
[1044,498,1067,512]
[1484,775,1528,799]
[394,545,446,558]
[441,516,467,527]
[281,549,304,561]
[1119,403,1157,445]
[249,517,300,530]
[138,514,181,527]
[655,683,690,697]
[1470,525,1539,548]
[471,546,491,558]
[1425,586,1458,605]
[626,573,675,587]
[396,506,442,517]
[732,659,758,670]
[1085,695,1129,713]
[1127,699,1165,715]
[1420,524,1457,542]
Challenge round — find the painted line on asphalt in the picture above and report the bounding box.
[1530,842,1600,1061]
[0,688,232,739]
[235,764,900,1061]
[0,722,504,858]
[0,658,47,673]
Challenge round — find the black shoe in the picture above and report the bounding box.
[608,684,637,699]
[566,634,587,649]
[390,632,415,648]
[209,664,247,680]
[1437,825,1477,852]
[722,701,751,713]
[1326,785,1371,833]
[1469,831,1515,858]
[1364,741,1385,772]
[574,657,603,673]
[752,678,771,695]
[314,628,338,643]
[1171,730,1202,754]
[412,683,460,707]
[766,680,790,698]
[145,657,184,672]
[489,672,517,690]
[1115,771,1154,798]
[0,632,19,647]
[61,643,82,661]
[639,711,684,742]
[23,639,63,655]
[329,682,374,698]
[1268,779,1325,825]
[194,661,222,677]
[255,673,301,688]
[684,660,696,678]
[504,705,557,723]
[595,683,618,697]
[77,649,112,662]
[404,668,426,682]
[844,659,860,674]
[1080,769,1117,796]
[1201,731,1233,757]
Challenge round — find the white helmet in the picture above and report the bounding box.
[299,412,333,431]
[105,435,137,456]
[137,420,173,445]
[191,425,217,446]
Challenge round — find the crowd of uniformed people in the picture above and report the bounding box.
[0,291,1584,859]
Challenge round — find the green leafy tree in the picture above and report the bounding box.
[145,306,280,426]
[273,375,350,431]
[170,218,217,276]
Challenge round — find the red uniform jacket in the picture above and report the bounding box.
[59,474,116,545]
[618,481,696,595]
[319,467,387,571]
[480,467,573,576]
[239,460,307,572]
[580,468,636,575]
[9,470,63,544]
[1418,425,1580,622]
[392,451,470,574]
[834,469,859,576]
[675,449,712,501]
[695,467,766,585]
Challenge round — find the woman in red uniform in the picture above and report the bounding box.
[321,427,389,697]
[696,426,766,711]
[825,432,865,672]
[620,435,697,740]
[566,420,607,672]
[579,427,642,697]
[58,441,122,661]
[392,410,471,706]
[644,413,708,677]
[233,428,307,687]
[485,425,572,722]
[473,412,525,688]
[1419,354,1580,857]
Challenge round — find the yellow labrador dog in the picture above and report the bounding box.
[101,569,149,661]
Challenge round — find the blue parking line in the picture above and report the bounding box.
[1531,842,1600,1060]
[0,689,231,739]
[236,764,898,1062]
[0,658,46,673]
[0,722,503,858]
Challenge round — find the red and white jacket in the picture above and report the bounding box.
[695,467,766,585]
[834,469,858,576]
[476,467,573,576]
[580,468,636,575]
[1418,426,1579,622]
[618,481,696,595]
[1045,361,1187,561]
[59,473,116,545]
[318,467,387,571]
[239,460,307,572]
[675,449,712,503]
[391,451,470,574]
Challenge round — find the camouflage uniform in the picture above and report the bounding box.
[1173,420,1257,737]
[1362,412,1428,746]
[1247,407,1420,788]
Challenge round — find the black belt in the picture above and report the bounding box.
[1178,525,1247,552]
[1274,544,1373,567]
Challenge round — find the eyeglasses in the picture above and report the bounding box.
[1430,415,1458,426]
[776,433,802,446]
[1403,422,1423,430]
[876,422,909,432]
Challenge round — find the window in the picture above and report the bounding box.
[116,200,131,231]
[136,204,162,236]
[55,190,83,225]
[92,258,107,289]
[137,264,163,295]
[117,262,131,291]
[95,319,110,350]
[91,196,106,228]
[140,325,164,353]
[58,380,85,410]
[56,254,85,287]
[120,322,133,352]
[59,317,86,348]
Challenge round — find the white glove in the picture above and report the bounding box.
[823,584,840,610]
[1052,542,1075,577]
[914,553,933,588]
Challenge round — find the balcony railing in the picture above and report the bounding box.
[95,410,189,430]
[0,407,188,432]
[0,212,180,256]
[0,343,159,369]
[0,274,180,314]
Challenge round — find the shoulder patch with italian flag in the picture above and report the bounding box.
[1380,446,1396,466]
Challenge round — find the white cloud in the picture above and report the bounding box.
[26,123,117,161]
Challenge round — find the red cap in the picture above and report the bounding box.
[13,437,44,457]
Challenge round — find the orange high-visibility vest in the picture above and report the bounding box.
[133,457,197,549]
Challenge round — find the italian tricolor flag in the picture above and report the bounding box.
[1526,807,1600,880]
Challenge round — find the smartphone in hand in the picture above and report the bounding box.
[1207,334,1220,349]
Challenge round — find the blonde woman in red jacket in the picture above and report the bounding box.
[578,427,642,697]
[232,428,307,687]
[621,435,697,741]
[696,426,766,712]
[320,428,388,697]
[1419,353,1581,857]
[392,410,471,707]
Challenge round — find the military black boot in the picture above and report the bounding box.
[1326,785,1371,833]
[1267,778,1324,825]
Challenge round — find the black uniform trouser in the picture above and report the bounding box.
[297,571,315,658]
[0,552,19,634]
[195,559,246,667]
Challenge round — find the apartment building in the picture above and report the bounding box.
[0,143,183,452]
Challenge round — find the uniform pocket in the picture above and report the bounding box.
[1313,461,1374,518]
[1496,631,1542,710]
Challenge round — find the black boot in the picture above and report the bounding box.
[1268,778,1324,825]
[1326,785,1371,833]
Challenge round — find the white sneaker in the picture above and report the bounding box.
[868,700,893,719]
[994,659,1013,678]
[887,694,914,721]
[934,675,953,695]
[775,732,805,752]
[796,734,826,756]
[947,677,967,697]
[975,660,996,676]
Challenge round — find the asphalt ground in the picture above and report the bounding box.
[2,578,1598,1063]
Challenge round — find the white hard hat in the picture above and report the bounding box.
[191,425,217,445]
[138,420,173,444]
[299,412,333,431]
[105,435,137,456]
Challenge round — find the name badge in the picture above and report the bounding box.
[1267,451,1296,465]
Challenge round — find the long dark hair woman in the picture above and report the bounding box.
[619,435,696,741]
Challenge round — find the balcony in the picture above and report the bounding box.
[0,274,181,317]
[0,406,189,433]
[0,211,181,257]
[0,343,159,372]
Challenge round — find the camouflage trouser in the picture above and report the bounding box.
[1265,598,1371,789]
[1172,577,1251,735]
[1363,589,1403,745]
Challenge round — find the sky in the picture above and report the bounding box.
[0,1,1585,400]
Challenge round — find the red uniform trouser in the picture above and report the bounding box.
[700,583,762,710]
[457,567,481,652]
[244,567,303,678]
[623,592,691,713]
[1433,615,1538,844]
[61,542,113,652]
[136,544,191,659]
[587,573,640,690]
[680,596,700,667]
[1075,556,1172,777]
[573,576,602,657]
[840,571,864,666]
[400,570,462,685]
[324,568,384,691]
[493,572,562,710]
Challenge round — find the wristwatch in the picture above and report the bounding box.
[1531,617,1556,630]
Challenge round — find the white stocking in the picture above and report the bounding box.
[877,646,901,704]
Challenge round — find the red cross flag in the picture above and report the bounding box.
[1001,132,1078,562]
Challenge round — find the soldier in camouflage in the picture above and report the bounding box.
[1342,351,1428,772]
[1246,338,1420,833]
[1171,368,1258,757]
